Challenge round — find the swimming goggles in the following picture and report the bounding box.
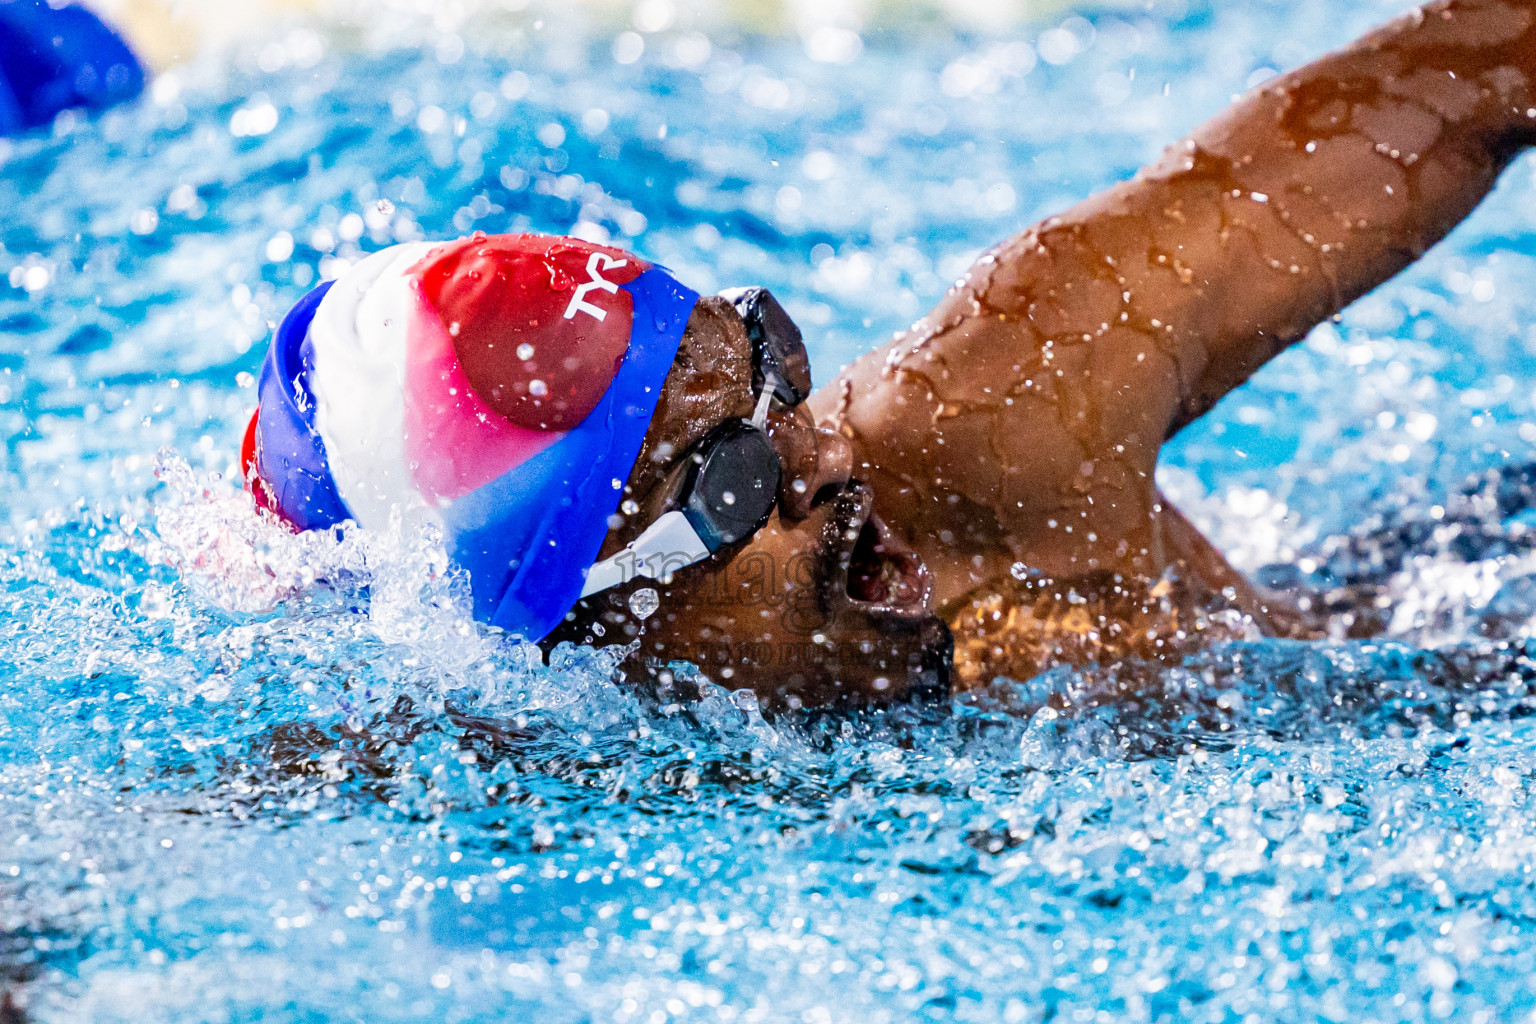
[580,287,813,597]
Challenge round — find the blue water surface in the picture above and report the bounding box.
[8,0,1536,1019]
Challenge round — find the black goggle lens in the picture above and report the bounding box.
[649,288,812,557]
[680,423,782,552]
[722,286,812,407]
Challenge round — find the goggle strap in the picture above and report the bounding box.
[749,388,774,430]
[579,509,713,598]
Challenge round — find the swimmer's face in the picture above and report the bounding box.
[551,298,951,708]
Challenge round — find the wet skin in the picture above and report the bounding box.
[551,298,952,708]
[557,0,1536,705]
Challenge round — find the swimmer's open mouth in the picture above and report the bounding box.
[829,483,933,620]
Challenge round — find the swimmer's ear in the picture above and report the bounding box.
[677,295,752,381]
[660,295,756,422]
[641,295,756,483]
[606,297,757,556]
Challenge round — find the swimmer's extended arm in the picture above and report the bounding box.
[816,0,1536,592]
[1126,0,1536,429]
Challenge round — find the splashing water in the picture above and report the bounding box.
[8,0,1536,1019]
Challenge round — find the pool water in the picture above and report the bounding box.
[8,0,1536,1019]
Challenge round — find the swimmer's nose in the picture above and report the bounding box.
[778,423,853,519]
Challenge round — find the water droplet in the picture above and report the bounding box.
[139,582,174,619]
[629,587,659,620]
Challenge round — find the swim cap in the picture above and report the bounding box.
[0,1,143,135]
[242,233,699,640]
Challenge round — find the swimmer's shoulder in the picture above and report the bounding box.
[942,570,1259,690]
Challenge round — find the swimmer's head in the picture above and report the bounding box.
[244,232,949,706]
[552,295,951,707]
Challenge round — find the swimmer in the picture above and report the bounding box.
[244,0,1536,707]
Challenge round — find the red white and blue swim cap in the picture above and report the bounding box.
[241,233,699,641]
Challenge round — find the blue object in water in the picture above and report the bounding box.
[0,0,143,134]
